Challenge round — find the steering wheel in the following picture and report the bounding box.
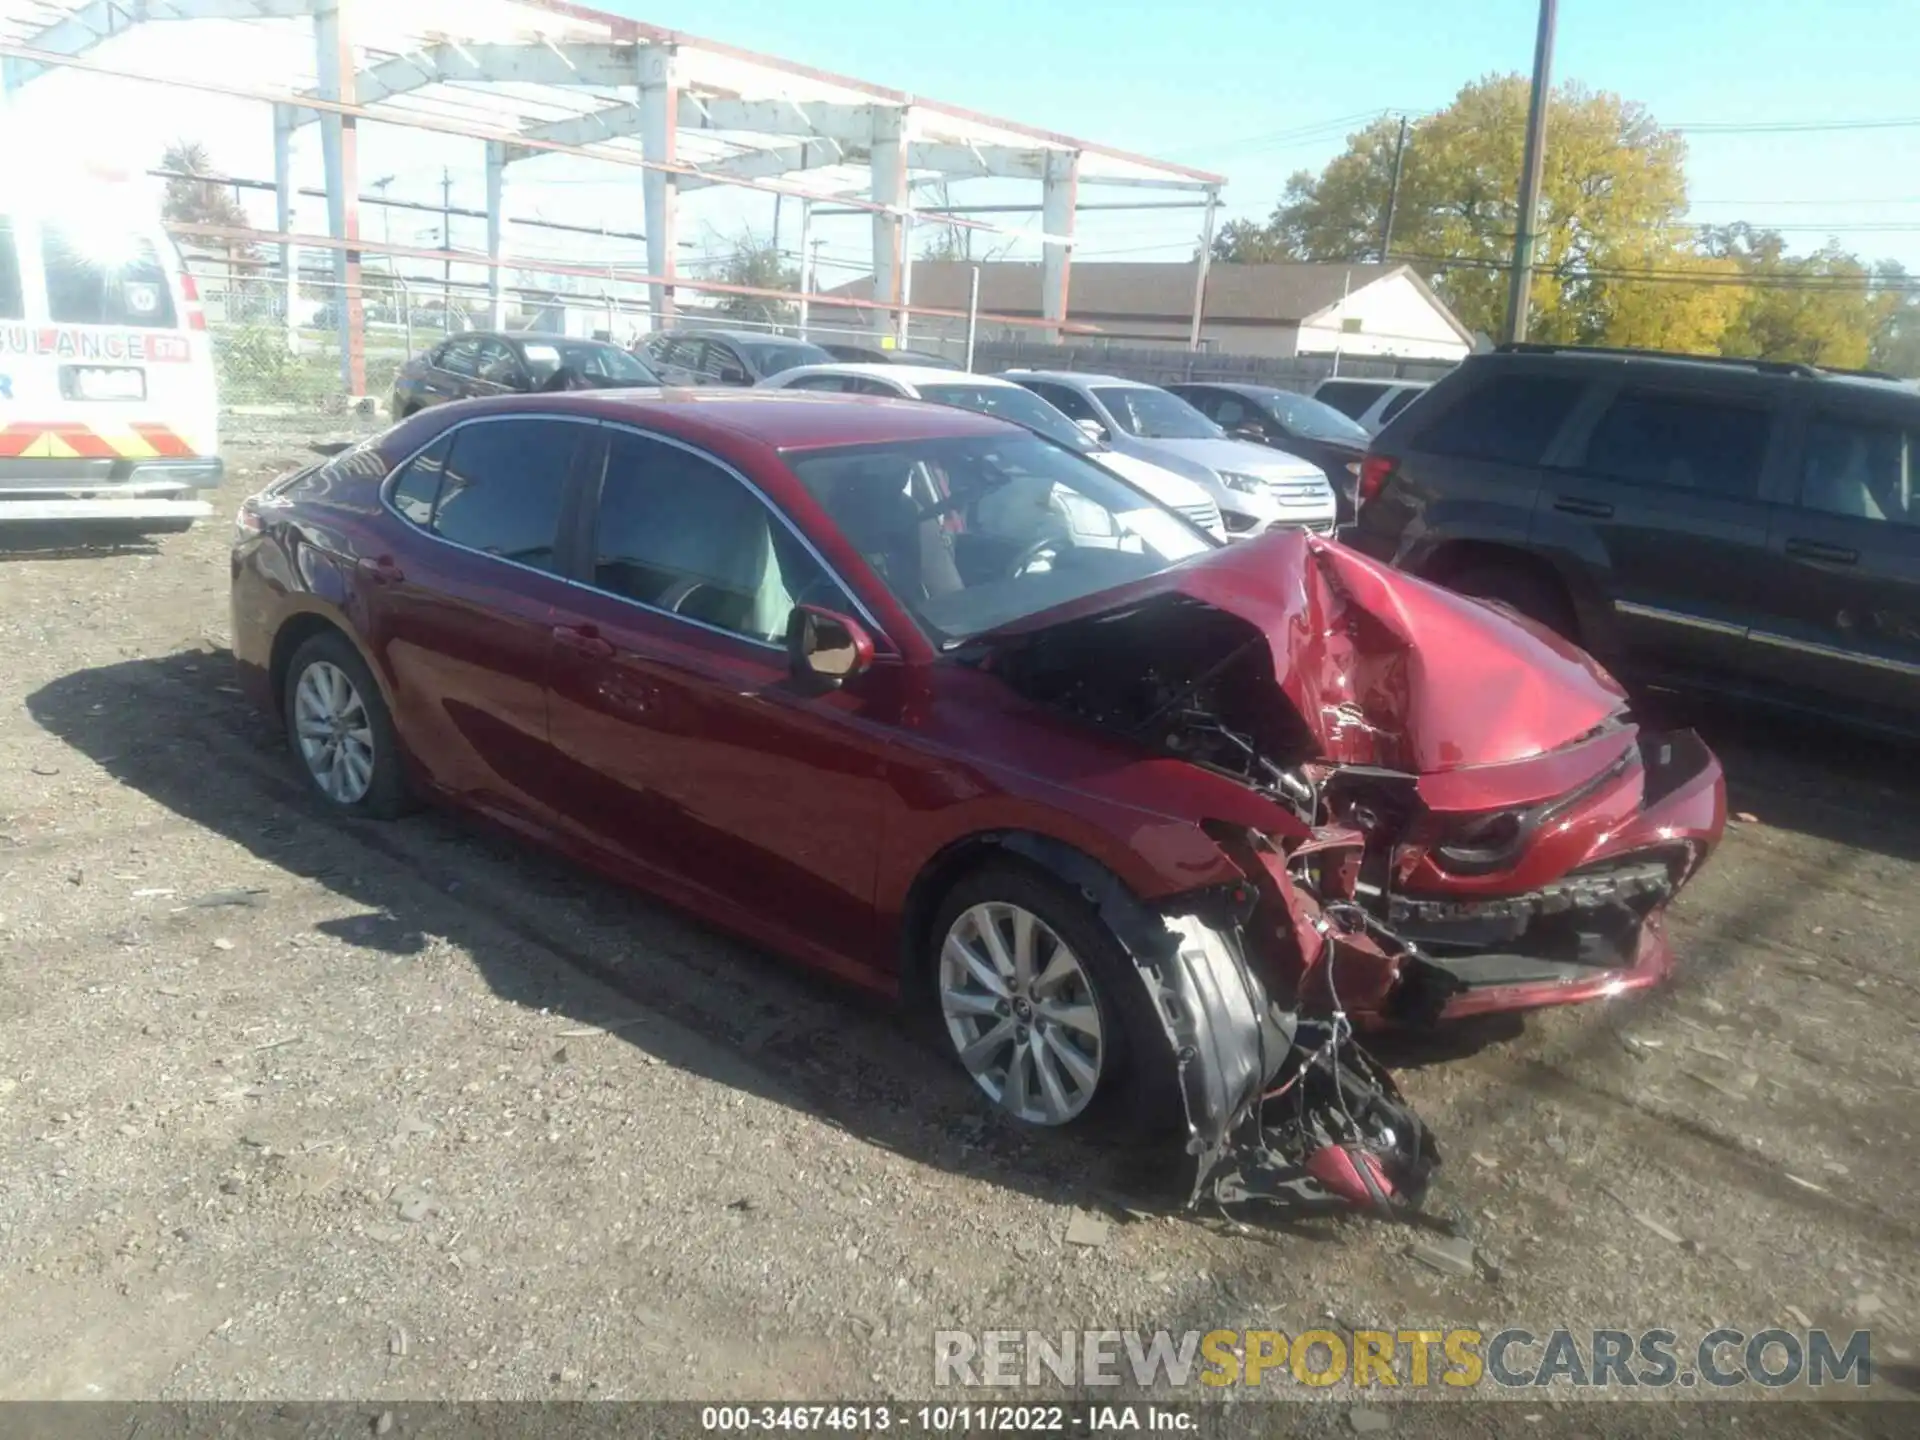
[1007,536,1063,579]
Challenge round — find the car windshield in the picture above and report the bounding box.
[916,383,1095,452]
[742,338,835,375]
[787,432,1214,645]
[519,340,657,384]
[1092,386,1221,440]
[1263,391,1370,443]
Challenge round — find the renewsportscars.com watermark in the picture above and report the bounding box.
[934,1328,1874,1391]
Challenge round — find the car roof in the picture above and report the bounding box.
[778,363,1013,388]
[407,387,1021,454]
[654,327,824,346]
[1001,369,1153,387]
[1319,376,1429,390]
[1473,342,1914,396]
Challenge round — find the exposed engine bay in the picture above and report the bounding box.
[984,564,1724,1219]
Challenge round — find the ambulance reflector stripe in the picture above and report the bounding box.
[0,422,201,460]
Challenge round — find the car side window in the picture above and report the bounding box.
[592,431,847,643]
[474,338,522,386]
[1417,374,1585,466]
[438,337,481,377]
[1799,415,1918,527]
[388,434,453,525]
[1314,381,1378,420]
[708,342,752,385]
[1578,390,1769,500]
[427,419,581,572]
[788,374,849,392]
[1210,394,1250,428]
[1025,382,1097,424]
[852,378,903,396]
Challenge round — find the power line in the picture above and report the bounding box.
[1672,115,1920,134]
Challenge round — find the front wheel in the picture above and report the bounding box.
[281,630,412,819]
[927,863,1182,1142]
[1449,563,1579,643]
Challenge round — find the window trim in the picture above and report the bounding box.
[379,412,604,585]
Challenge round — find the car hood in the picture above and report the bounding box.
[1138,436,1327,482]
[977,531,1627,773]
[1091,450,1213,507]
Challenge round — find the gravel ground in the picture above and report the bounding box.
[1,418,1917,1427]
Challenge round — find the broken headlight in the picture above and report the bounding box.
[1431,809,1532,875]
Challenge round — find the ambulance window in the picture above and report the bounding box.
[0,219,21,320]
[42,223,178,328]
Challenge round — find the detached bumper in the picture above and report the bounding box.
[0,457,224,525]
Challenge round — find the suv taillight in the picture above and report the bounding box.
[1358,454,1396,508]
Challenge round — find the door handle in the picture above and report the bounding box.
[552,623,615,660]
[1553,496,1614,519]
[356,555,405,585]
[1785,538,1858,566]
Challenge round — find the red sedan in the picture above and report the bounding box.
[230,390,1724,1148]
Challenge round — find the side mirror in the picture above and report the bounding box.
[786,605,875,691]
[1231,424,1267,443]
[1074,418,1109,443]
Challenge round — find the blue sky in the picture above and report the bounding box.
[604,0,1920,273]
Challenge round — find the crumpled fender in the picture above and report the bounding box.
[997,835,1288,1192]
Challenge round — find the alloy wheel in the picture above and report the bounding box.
[292,660,376,805]
[938,900,1105,1126]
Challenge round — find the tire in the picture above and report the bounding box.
[925,861,1182,1144]
[281,629,413,819]
[1449,562,1579,643]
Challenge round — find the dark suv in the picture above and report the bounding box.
[639,328,834,385]
[1348,344,1920,735]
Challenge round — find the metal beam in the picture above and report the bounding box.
[871,107,908,344]
[486,141,510,329]
[639,43,678,326]
[5,0,321,87]
[315,0,362,394]
[1040,149,1079,341]
[291,41,641,125]
[677,139,842,193]
[682,98,879,144]
[273,102,298,349]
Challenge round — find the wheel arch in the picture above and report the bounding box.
[1415,539,1598,646]
[267,606,397,722]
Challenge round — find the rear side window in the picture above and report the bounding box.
[42,223,178,328]
[1414,373,1585,465]
[388,435,452,525]
[1799,414,1918,527]
[1020,381,1098,424]
[1579,391,1769,499]
[788,374,849,392]
[426,419,582,572]
[0,219,22,320]
[437,337,480,377]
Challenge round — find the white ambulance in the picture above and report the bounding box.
[0,177,223,532]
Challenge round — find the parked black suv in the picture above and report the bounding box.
[638,328,834,385]
[1347,344,1920,735]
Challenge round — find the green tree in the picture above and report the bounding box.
[1703,225,1882,369]
[705,229,799,327]
[1217,76,1695,344]
[1869,261,1920,377]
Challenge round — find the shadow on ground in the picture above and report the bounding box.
[27,649,1213,1223]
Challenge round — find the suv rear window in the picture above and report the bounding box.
[1579,390,1768,499]
[42,223,178,328]
[1413,373,1585,466]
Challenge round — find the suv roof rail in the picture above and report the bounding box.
[1491,342,1899,382]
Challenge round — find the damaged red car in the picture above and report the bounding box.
[230,391,1723,1199]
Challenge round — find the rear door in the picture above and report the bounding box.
[471,336,529,395]
[1545,380,1778,680]
[645,336,701,385]
[362,414,595,829]
[421,336,479,404]
[1750,400,1920,720]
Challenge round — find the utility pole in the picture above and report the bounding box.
[1505,0,1558,344]
[1380,114,1409,263]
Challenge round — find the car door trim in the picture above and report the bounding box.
[1612,599,1746,639]
[1749,629,1920,678]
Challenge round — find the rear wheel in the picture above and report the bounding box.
[281,630,412,819]
[1449,562,1579,643]
[927,863,1181,1142]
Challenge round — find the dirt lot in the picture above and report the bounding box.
[2,419,1917,1425]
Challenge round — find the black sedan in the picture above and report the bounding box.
[1165,382,1371,524]
[390,333,659,418]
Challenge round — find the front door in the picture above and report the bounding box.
[362,414,595,828]
[1750,404,1920,721]
[544,425,898,974]
[1541,382,1778,682]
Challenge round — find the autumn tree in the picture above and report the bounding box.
[703,229,800,327]
[1869,261,1920,377]
[1696,224,1883,370]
